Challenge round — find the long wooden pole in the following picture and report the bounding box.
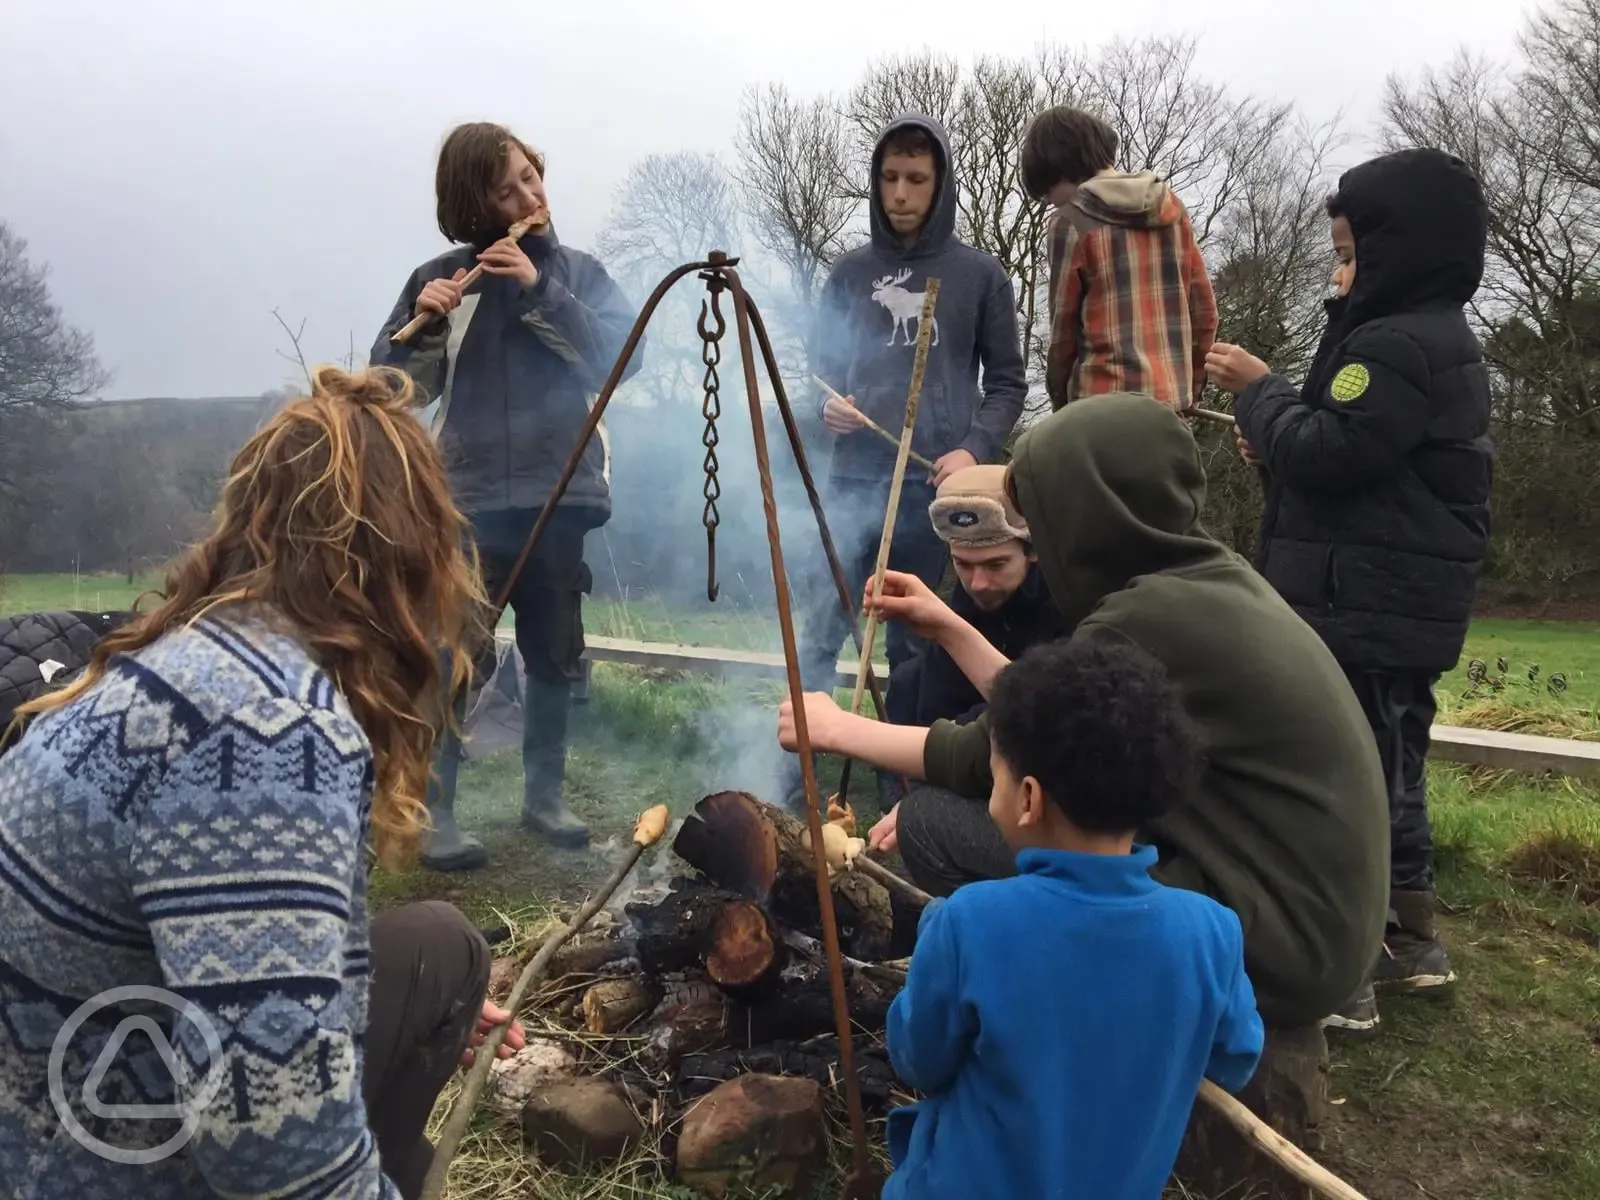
[847,281,940,718]
[417,805,670,1200]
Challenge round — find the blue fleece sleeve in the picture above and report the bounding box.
[959,271,1026,464]
[515,254,644,392]
[1205,923,1265,1094]
[886,897,975,1095]
[1234,324,1432,492]
[130,698,399,1199]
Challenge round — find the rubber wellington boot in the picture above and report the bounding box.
[420,723,488,872]
[521,677,589,849]
[1375,889,1457,993]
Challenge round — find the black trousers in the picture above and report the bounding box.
[895,785,1016,897]
[1345,670,1438,894]
[471,507,593,688]
[364,901,491,1198]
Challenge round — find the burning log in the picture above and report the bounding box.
[673,790,896,961]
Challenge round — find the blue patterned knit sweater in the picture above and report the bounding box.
[0,610,400,1198]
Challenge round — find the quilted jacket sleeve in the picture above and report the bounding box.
[0,611,133,754]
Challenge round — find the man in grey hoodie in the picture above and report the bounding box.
[786,113,1026,809]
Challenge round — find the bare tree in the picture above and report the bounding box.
[0,223,110,505]
[594,152,741,408]
[1383,47,1600,433]
[596,152,739,277]
[1518,0,1600,194]
[1085,36,1293,249]
[1206,115,1347,389]
[732,83,859,319]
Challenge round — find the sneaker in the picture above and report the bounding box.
[1321,980,1381,1035]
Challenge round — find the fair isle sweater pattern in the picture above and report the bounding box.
[0,613,398,1198]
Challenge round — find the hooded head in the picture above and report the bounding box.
[1329,148,1487,325]
[1006,395,1218,630]
[868,113,958,258]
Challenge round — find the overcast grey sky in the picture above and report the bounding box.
[1,0,1530,399]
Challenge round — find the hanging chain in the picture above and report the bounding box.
[696,275,726,602]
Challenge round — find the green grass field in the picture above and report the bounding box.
[4,571,1599,1198]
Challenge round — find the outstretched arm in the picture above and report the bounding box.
[1235,324,1433,491]
[133,698,401,1199]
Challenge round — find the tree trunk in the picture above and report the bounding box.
[673,790,896,961]
[1171,1023,1330,1200]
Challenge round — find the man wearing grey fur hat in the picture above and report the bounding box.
[884,465,1065,734]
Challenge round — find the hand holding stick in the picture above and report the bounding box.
[812,375,937,473]
[848,282,940,719]
[417,804,671,1200]
[391,213,546,345]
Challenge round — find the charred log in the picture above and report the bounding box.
[673,790,895,961]
[626,879,756,976]
[640,973,734,1069]
[705,899,786,995]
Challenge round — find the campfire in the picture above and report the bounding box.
[480,791,914,1196]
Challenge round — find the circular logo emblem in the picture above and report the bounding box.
[948,510,980,528]
[48,985,227,1165]
[1329,363,1371,403]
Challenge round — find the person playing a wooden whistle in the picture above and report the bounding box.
[371,121,643,871]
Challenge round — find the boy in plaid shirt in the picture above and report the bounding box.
[1022,107,1216,412]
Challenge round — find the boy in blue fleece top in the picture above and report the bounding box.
[883,634,1265,1199]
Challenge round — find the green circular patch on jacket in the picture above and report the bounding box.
[1330,363,1371,403]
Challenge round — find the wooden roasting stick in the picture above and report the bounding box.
[812,374,938,473]
[847,281,940,720]
[848,865,1366,1200]
[390,211,548,345]
[417,804,671,1200]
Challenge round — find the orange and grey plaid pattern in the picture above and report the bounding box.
[1044,195,1217,413]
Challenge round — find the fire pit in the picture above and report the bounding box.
[482,791,914,1195]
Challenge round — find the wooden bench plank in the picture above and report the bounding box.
[1425,723,1600,780]
[498,633,1600,780]
[497,631,886,690]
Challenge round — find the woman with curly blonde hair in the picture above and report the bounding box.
[0,366,525,1199]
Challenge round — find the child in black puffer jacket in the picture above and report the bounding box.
[1205,147,1493,1037]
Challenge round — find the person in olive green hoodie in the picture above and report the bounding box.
[777,393,1389,1028]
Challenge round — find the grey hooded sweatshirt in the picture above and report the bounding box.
[813,115,1026,481]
